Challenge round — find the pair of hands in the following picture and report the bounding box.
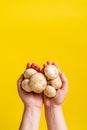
[17,61,68,110]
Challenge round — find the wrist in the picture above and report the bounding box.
[44,103,62,110]
[24,105,42,114]
[44,104,63,118]
[24,104,42,111]
[20,104,41,130]
[44,105,67,130]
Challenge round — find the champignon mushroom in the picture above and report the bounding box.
[50,75,62,89]
[44,65,59,79]
[21,79,32,92]
[24,68,37,79]
[29,73,47,93]
[44,85,56,98]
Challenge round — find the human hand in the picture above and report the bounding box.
[43,61,68,108]
[17,61,68,130]
[17,63,43,109]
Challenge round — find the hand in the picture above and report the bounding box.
[43,61,68,108]
[17,63,43,109]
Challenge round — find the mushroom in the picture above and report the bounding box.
[50,75,62,89]
[44,85,56,98]
[21,62,62,98]
[21,79,32,92]
[44,65,59,79]
[29,73,47,93]
[24,68,37,79]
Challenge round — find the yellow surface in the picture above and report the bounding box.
[0,0,87,130]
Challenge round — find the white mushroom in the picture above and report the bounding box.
[21,79,32,92]
[29,73,47,93]
[44,65,59,79]
[21,62,61,98]
[50,75,62,89]
[44,85,56,98]
[24,68,37,79]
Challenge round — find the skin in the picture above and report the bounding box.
[17,63,43,130]
[43,61,68,107]
[43,61,68,130]
[17,61,68,130]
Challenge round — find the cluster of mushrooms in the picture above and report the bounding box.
[21,63,62,98]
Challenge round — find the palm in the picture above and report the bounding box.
[43,61,68,106]
[17,63,43,108]
[20,90,43,108]
[44,87,67,106]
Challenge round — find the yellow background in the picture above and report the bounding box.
[0,0,87,130]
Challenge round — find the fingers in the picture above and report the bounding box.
[41,68,44,73]
[26,61,59,72]
[41,61,59,74]
[26,61,63,81]
[26,63,31,69]
[52,62,58,68]
[47,61,51,65]
[17,74,24,93]
[31,62,36,68]
[59,73,68,93]
[42,61,59,73]
[43,63,47,68]
[26,62,41,72]
[46,61,58,69]
[34,65,40,72]
[41,63,47,73]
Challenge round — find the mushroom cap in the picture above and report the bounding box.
[21,79,32,92]
[50,75,62,89]
[29,73,47,93]
[44,65,59,79]
[24,68,37,79]
[44,85,56,98]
